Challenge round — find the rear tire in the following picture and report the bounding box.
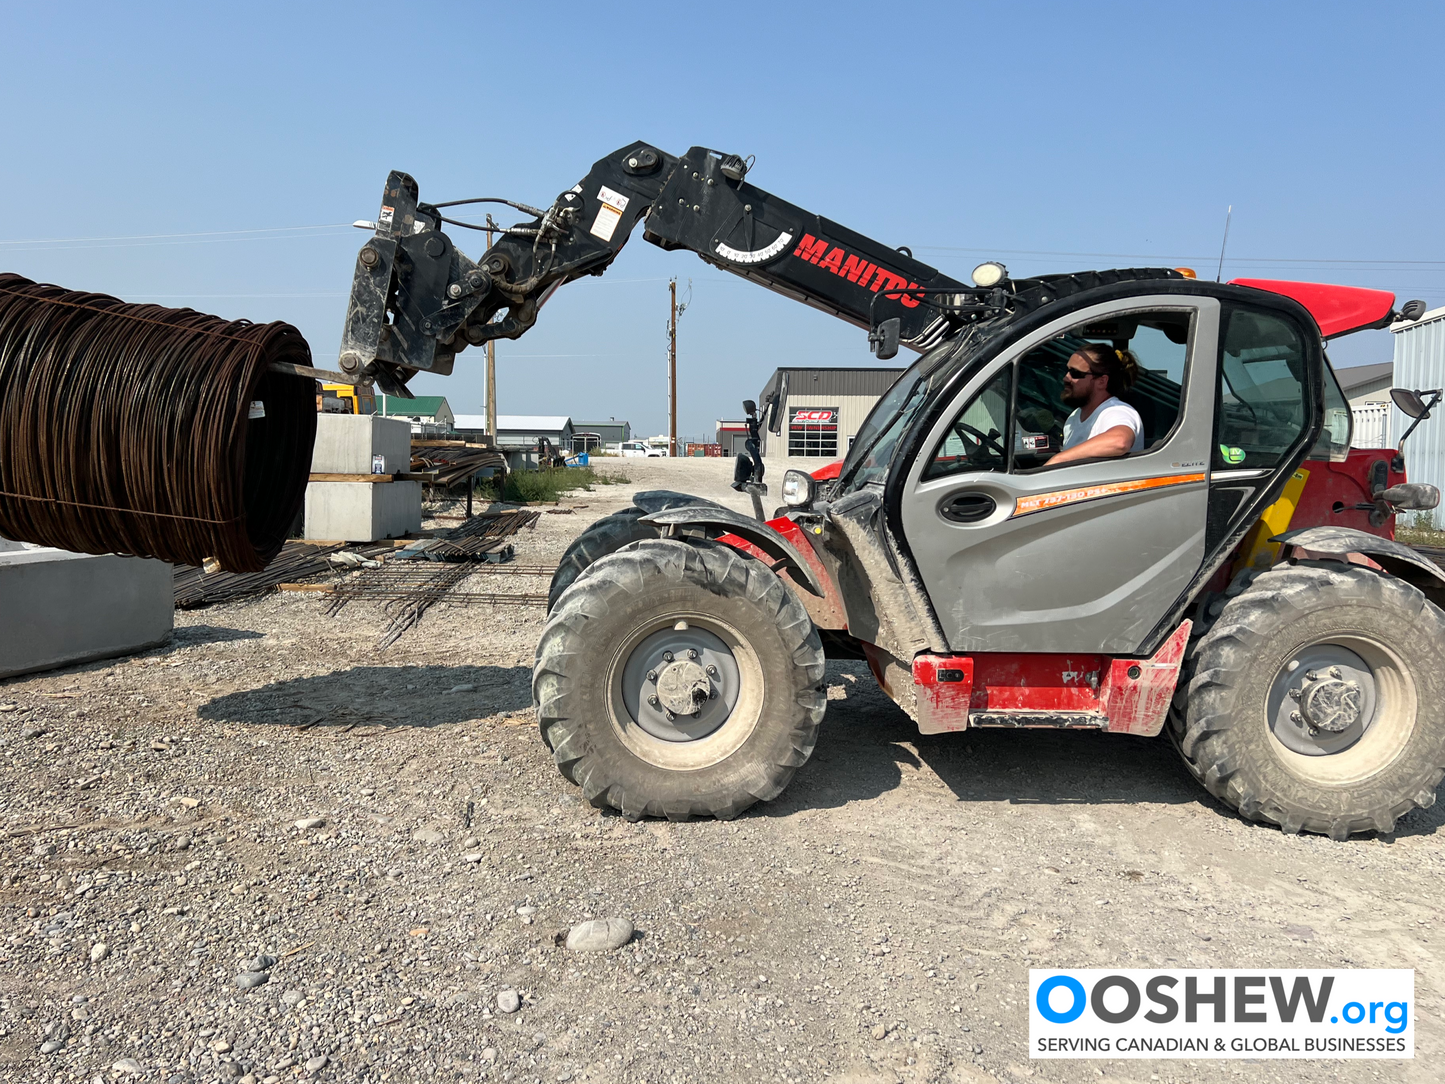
[547,508,659,612]
[533,539,826,820]
[1175,563,1445,838]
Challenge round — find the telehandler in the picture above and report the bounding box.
[337,142,1445,838]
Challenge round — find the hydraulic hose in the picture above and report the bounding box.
[0,273,316,573]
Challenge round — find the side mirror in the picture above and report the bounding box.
[1391,387,1444,454]
[1391,388,1431,419]
[742,399,757,417]
[869,317,901,361]
[1399,299,1428,322]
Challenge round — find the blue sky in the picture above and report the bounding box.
[3,2,1442,441]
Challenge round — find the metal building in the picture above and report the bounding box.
[377,394,455,434]
[756,366,905,458]
[1391,306,1445,499]
[1335,361,1395,448]
[715,420,749,456]
[572,419,632,452]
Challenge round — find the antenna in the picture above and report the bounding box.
[1215,205,1232,282]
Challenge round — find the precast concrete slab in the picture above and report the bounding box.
[0,540,173,679]
[311,414,412,476]
[303,481,422,542]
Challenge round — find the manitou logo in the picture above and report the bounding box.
[792,234,920,308]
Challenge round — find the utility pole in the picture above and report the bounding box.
[668,277,678,457]
[485,227,498,440]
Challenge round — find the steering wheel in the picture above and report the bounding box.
[957,421,1005,459]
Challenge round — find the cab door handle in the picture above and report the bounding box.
[940,492,996,523]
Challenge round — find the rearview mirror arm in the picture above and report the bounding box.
[1398,390,1443,453]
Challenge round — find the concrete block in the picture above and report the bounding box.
[0,541,173,679]
[310,413,412,476]
[304,481,422,542]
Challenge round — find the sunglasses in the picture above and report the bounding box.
[1064,366,1101,380]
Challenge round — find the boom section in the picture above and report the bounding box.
[338,142,966,395]
[641,146,964,350]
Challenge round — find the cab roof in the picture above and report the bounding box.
[1229,278,1396,339]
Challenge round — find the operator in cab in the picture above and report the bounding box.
[1047,343,1144,466]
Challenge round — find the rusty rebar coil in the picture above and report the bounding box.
[0,273,316,572]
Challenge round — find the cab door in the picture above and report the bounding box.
[897,296,1219,655]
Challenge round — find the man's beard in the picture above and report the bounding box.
[1061,384,1088,407]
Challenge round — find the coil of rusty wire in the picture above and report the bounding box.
[0,273,317,572]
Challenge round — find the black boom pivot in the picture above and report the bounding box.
[337,143,968,396]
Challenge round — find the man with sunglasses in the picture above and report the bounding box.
[1048,343,1144,466]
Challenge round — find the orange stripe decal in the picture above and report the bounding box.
[1012,472,1206,517]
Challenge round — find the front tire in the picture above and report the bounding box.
[1176,563,1445,838]
[533,539,826,820]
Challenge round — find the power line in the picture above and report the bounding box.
[0,223,354,246]
[915,245,1445,268]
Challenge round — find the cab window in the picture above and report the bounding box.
[1214,307,1310,469]
[924,309,1191,477]
[923,367,1011,479]
[1309,360,1352,462]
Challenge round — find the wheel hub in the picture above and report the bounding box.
[1298,674,1364,733]
[618,623,741,743]
[655,659,712,716]
[1269,644,1378,756]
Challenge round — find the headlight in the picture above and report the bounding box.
[971,261,1008,288]
[781,469,816,508]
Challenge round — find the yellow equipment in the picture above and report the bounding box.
[317,382,375,415]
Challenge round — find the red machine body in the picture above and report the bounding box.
[718,278,1416,736]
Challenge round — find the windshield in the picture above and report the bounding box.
[839,335,972,491]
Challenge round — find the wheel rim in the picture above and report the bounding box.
[607,613,764,770]
[1265,634,1416,785]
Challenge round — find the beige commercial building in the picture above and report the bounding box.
[756,366,905,459]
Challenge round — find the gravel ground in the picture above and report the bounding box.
[1,457,1441,1084]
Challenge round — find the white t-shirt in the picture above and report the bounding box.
[1062,396,1144,453]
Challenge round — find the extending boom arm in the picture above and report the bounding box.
[338,142,967,396]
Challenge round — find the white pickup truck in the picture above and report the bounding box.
[618,440,665,458]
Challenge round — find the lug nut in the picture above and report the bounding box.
[1305,671,1319,682]
[687,649,699,660]
[665,710,676,722]
[646,670,657,683]
[662,651,674,662]
[1289,710,1304,724]
[705,664,718,676]
[1287,687,1300,700]
[1329,666,1343,680]
[647,695,659,708]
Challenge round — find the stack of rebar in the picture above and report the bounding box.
[411,444,507,488]
[323,509,545,646]
[0,273,316,572]
[173,541,346,608]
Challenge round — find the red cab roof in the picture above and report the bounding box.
[1229,278,1396,339]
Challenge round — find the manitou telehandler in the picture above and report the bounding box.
[337,142,1445,839]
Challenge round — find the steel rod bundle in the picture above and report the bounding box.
[0,273,316,572]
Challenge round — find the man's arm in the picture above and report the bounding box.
[1047,424,1136,466]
